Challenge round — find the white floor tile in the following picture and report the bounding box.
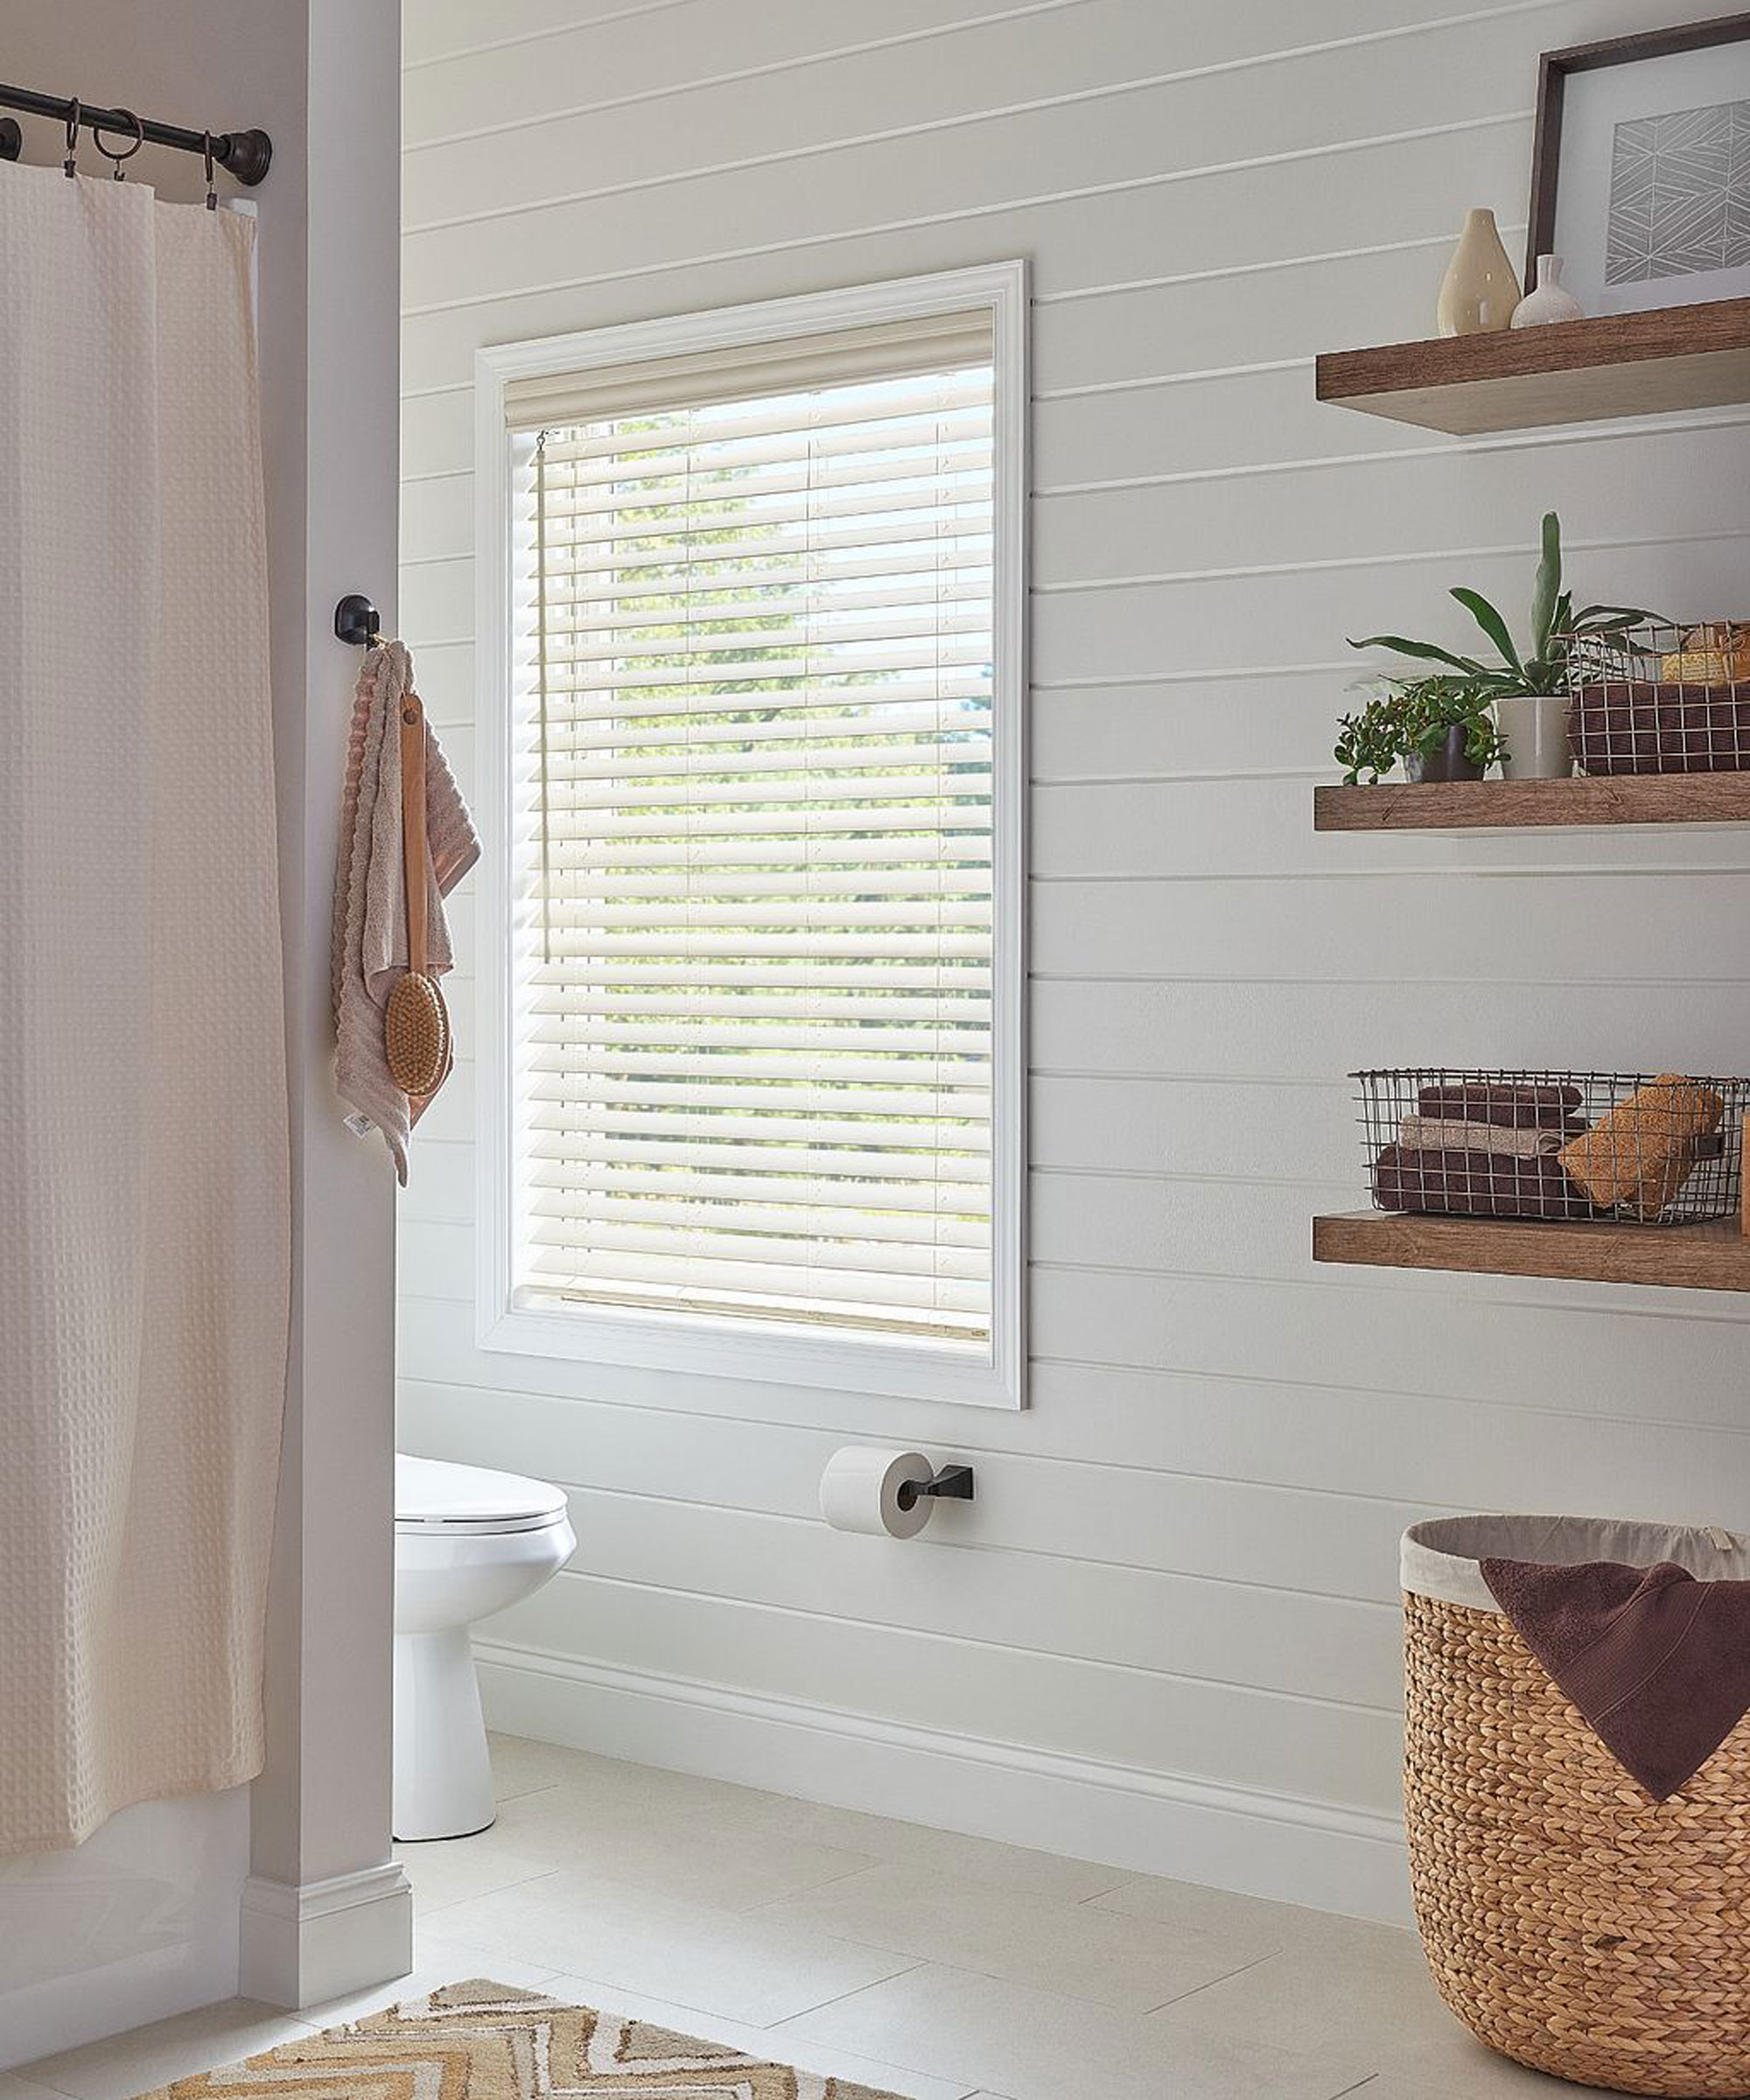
[1088,1873,1413,1961]
[751,1861,1264,2012]
[394,1830,560,1912]
[536,1966,982,2100]
[286,1932,564,2032]
[1151,1933,1558,2096]
[0,2078,74,2099]
[486,1782,878,1910]
[16,2000,319,2100]
[774,1962,1374,2100]
[431,1866,920,2025]
[484,1731,598,1802]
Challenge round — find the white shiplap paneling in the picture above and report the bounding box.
[397,0,1750,1921]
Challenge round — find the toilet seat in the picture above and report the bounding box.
[396,1452,568,1536]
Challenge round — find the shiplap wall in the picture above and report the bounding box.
[397,0,1750,1920]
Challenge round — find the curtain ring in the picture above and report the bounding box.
[63,96,80,179]
[202,130,218,210]
[92,108,144,180]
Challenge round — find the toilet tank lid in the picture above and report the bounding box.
[396,1452,569,1532]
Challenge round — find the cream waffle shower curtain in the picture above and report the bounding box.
[0,164,289,1851]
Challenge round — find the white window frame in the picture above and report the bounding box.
[472,262,1027,1409]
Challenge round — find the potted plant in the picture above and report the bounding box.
[1335,675,1505,784]
[1345,513,1652,780]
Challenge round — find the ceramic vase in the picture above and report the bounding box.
[1437,209,1520,336]
[1495,694,1572,779]
[1511,254,1585,328]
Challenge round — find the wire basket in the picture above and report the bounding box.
[1564,620,1750,774]
[1354,1068,1745,1224]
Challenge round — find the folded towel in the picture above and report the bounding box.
[1373,1143,1587,1220]
[1558,1073,1724,1218]
[1481,1556,1750,1800]
[332,640,480,1182]
[1416,1081,1584,1129]
[1398,1116,1563,1158]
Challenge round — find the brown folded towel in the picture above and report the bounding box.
[1374,1143,1588,1220]
[1398,1116,1563,1158]
[1417,1081,1584,1129]
[1481,1556,1750,1800]
[1558,1073,1724,1219]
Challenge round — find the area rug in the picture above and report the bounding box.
[132,1978,907,2097]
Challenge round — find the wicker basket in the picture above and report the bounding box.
[1403,1516,1750,2096]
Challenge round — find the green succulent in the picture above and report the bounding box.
[1335,675,1507,786]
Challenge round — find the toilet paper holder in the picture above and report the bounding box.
[893,1464,975,1512]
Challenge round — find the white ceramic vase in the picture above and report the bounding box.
[1437,209,1521,336]
[1496,693,1572,780]
[1511,254,1585,328]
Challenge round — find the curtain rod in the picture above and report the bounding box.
[0,82,271,186]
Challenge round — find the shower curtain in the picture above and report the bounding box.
[0,164,289,1851]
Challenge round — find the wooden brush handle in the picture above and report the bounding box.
[401,692,430,976]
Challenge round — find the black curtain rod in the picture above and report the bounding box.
[0,82,271,186]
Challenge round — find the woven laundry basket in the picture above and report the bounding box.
[1402,1515,1750,2096]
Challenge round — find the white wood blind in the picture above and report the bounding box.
[510,313,998,1346]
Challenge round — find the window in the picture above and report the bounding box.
[474,267,1025,1406]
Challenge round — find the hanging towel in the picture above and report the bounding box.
[332,640,479,1182]
[1481,1556,1750,1800]
[1,167,288,1852]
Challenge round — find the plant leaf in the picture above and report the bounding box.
[1348,633,1490,675]
[1451,588,1522,674]
[1530,511,1561,658]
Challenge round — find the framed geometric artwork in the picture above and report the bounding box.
[1530,15,1750,316]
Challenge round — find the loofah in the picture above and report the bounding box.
[1558,1073,1723,1217]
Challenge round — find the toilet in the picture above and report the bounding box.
[393,1452,576,1842]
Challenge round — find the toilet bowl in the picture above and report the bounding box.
[393,1452,576,1841]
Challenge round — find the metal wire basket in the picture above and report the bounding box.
[1564,620,1750,774]
[1354,1068,1746,1224]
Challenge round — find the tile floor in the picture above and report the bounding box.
[10,1733,1587,2100]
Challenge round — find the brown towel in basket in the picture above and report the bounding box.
[1417,1081,1584,1130]
[1558,1074,1723,1219]
[1480,1556,1750,1800]
[1374,1144,1586,1220]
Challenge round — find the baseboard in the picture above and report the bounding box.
[473,1640,1413,1927]
[238,1861,414,2011]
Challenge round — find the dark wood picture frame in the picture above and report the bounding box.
[1526,12,1750,291]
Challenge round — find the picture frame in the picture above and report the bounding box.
[1529,13,1750,317]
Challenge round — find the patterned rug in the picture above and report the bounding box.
[133,1979,906,2097]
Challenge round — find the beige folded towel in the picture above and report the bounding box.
[332,640,480,1182]
[1398,1116,1564,1158]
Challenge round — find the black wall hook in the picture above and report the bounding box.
[334,593,382,647]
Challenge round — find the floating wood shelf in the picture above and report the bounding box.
[1316,298,1750,434]
[1313,1212,1750,1292]
[1313,774,1750,831]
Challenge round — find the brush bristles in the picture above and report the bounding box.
[385,971,449,1097]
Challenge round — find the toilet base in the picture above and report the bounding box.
[393,1627,496,1842]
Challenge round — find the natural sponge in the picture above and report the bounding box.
[1558,1074,1724,1218]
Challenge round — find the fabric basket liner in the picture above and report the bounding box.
[1401,1513,1750,1615]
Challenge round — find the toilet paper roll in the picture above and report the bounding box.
[819,1446,937,1538]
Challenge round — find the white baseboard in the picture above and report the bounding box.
[474,1641,1412,1927]
[239,1861,414,2011]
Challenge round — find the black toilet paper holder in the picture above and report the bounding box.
[894,1465,975,1513]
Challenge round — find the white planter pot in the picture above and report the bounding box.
[1495,694,1572,780]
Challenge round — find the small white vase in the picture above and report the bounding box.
[1437,209,1521,336]
[1496,694,1572,780]
[1511,254,1586,328]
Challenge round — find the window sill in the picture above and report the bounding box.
[478,1296,1023,1410]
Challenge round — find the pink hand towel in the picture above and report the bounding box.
[332,640,479,1181]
